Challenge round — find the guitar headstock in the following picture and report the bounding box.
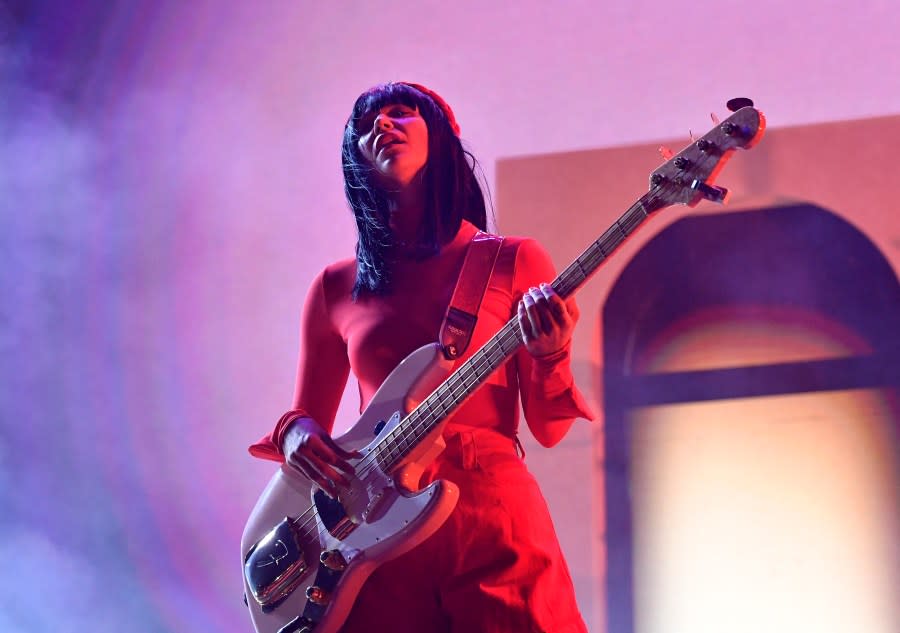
[645,106,765,212]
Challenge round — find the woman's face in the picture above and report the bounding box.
[356,103,429,189]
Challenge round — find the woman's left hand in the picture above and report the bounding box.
[517,283,578,357]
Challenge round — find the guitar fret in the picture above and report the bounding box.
[622,207,643,233]
[486,344,504,364]
[573,257,589,280]
[465,358,484,378]
[379,198,659,473]
[599,228,620,253]
[557,270,580,297]
[454,371,474,391]
[624,207,644,233]
[251,110,767,568]
[581,247,604,272]
[430,397,448,417]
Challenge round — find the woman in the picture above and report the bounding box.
[250,82,594,632]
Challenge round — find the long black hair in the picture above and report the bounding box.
[341,82,488,299]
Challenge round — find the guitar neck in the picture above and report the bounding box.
[373,194,656,471]
[366,103,765,471]
[553,196,654,299]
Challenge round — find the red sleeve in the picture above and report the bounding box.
[248,267,350,462]
[512,239,596,447]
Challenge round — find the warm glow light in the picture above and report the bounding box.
[634,306,872,373]
[630,391,898,633]
[627,314,898,633]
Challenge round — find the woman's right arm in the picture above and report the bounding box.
[248,268,355,494]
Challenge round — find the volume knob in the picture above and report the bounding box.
[306,585,330,605]
[320,549,348,571]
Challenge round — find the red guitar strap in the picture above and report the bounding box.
[440,231,503,360]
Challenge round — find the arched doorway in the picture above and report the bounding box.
[601,203,900,633]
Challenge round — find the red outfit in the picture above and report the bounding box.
[250,220,593,632]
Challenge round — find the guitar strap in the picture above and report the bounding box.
[439,230,503,360]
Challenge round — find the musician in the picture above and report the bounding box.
[249,82,594,632]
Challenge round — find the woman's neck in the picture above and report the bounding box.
[386,175,427,244]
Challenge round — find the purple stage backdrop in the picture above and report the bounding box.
[2,2,898,632]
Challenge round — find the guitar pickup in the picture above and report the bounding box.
[244,518,310,611]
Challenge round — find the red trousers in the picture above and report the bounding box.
[340,429,587,633]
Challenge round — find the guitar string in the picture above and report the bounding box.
[369,209,636,469]
[255,114,757,575]
[350,211,631,480]
[279,162,719,546]
[280,185,669,545]
[354,164,692,477]
[356,188,661,474]
[281,326,522,545]
[278,188,667,545]
[355,149,732,481]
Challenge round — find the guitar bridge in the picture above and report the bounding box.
[244,518,310,611]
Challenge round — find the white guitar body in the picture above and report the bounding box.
[241,343,459,633]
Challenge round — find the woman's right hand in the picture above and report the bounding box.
[282,417,360,498]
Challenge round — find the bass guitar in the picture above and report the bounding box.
[241,103,765,633]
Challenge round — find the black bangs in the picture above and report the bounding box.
[341,81,488,299]
[348,83,434,133]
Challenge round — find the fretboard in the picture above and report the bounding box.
[374,194,656,471]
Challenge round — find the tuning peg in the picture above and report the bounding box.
[710,112,721,125]
[726,97,754,112]
[691,179,730,203]
[658,145,675,160]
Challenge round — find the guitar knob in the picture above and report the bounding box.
[320,549,348,571]
[306,585,330,605]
